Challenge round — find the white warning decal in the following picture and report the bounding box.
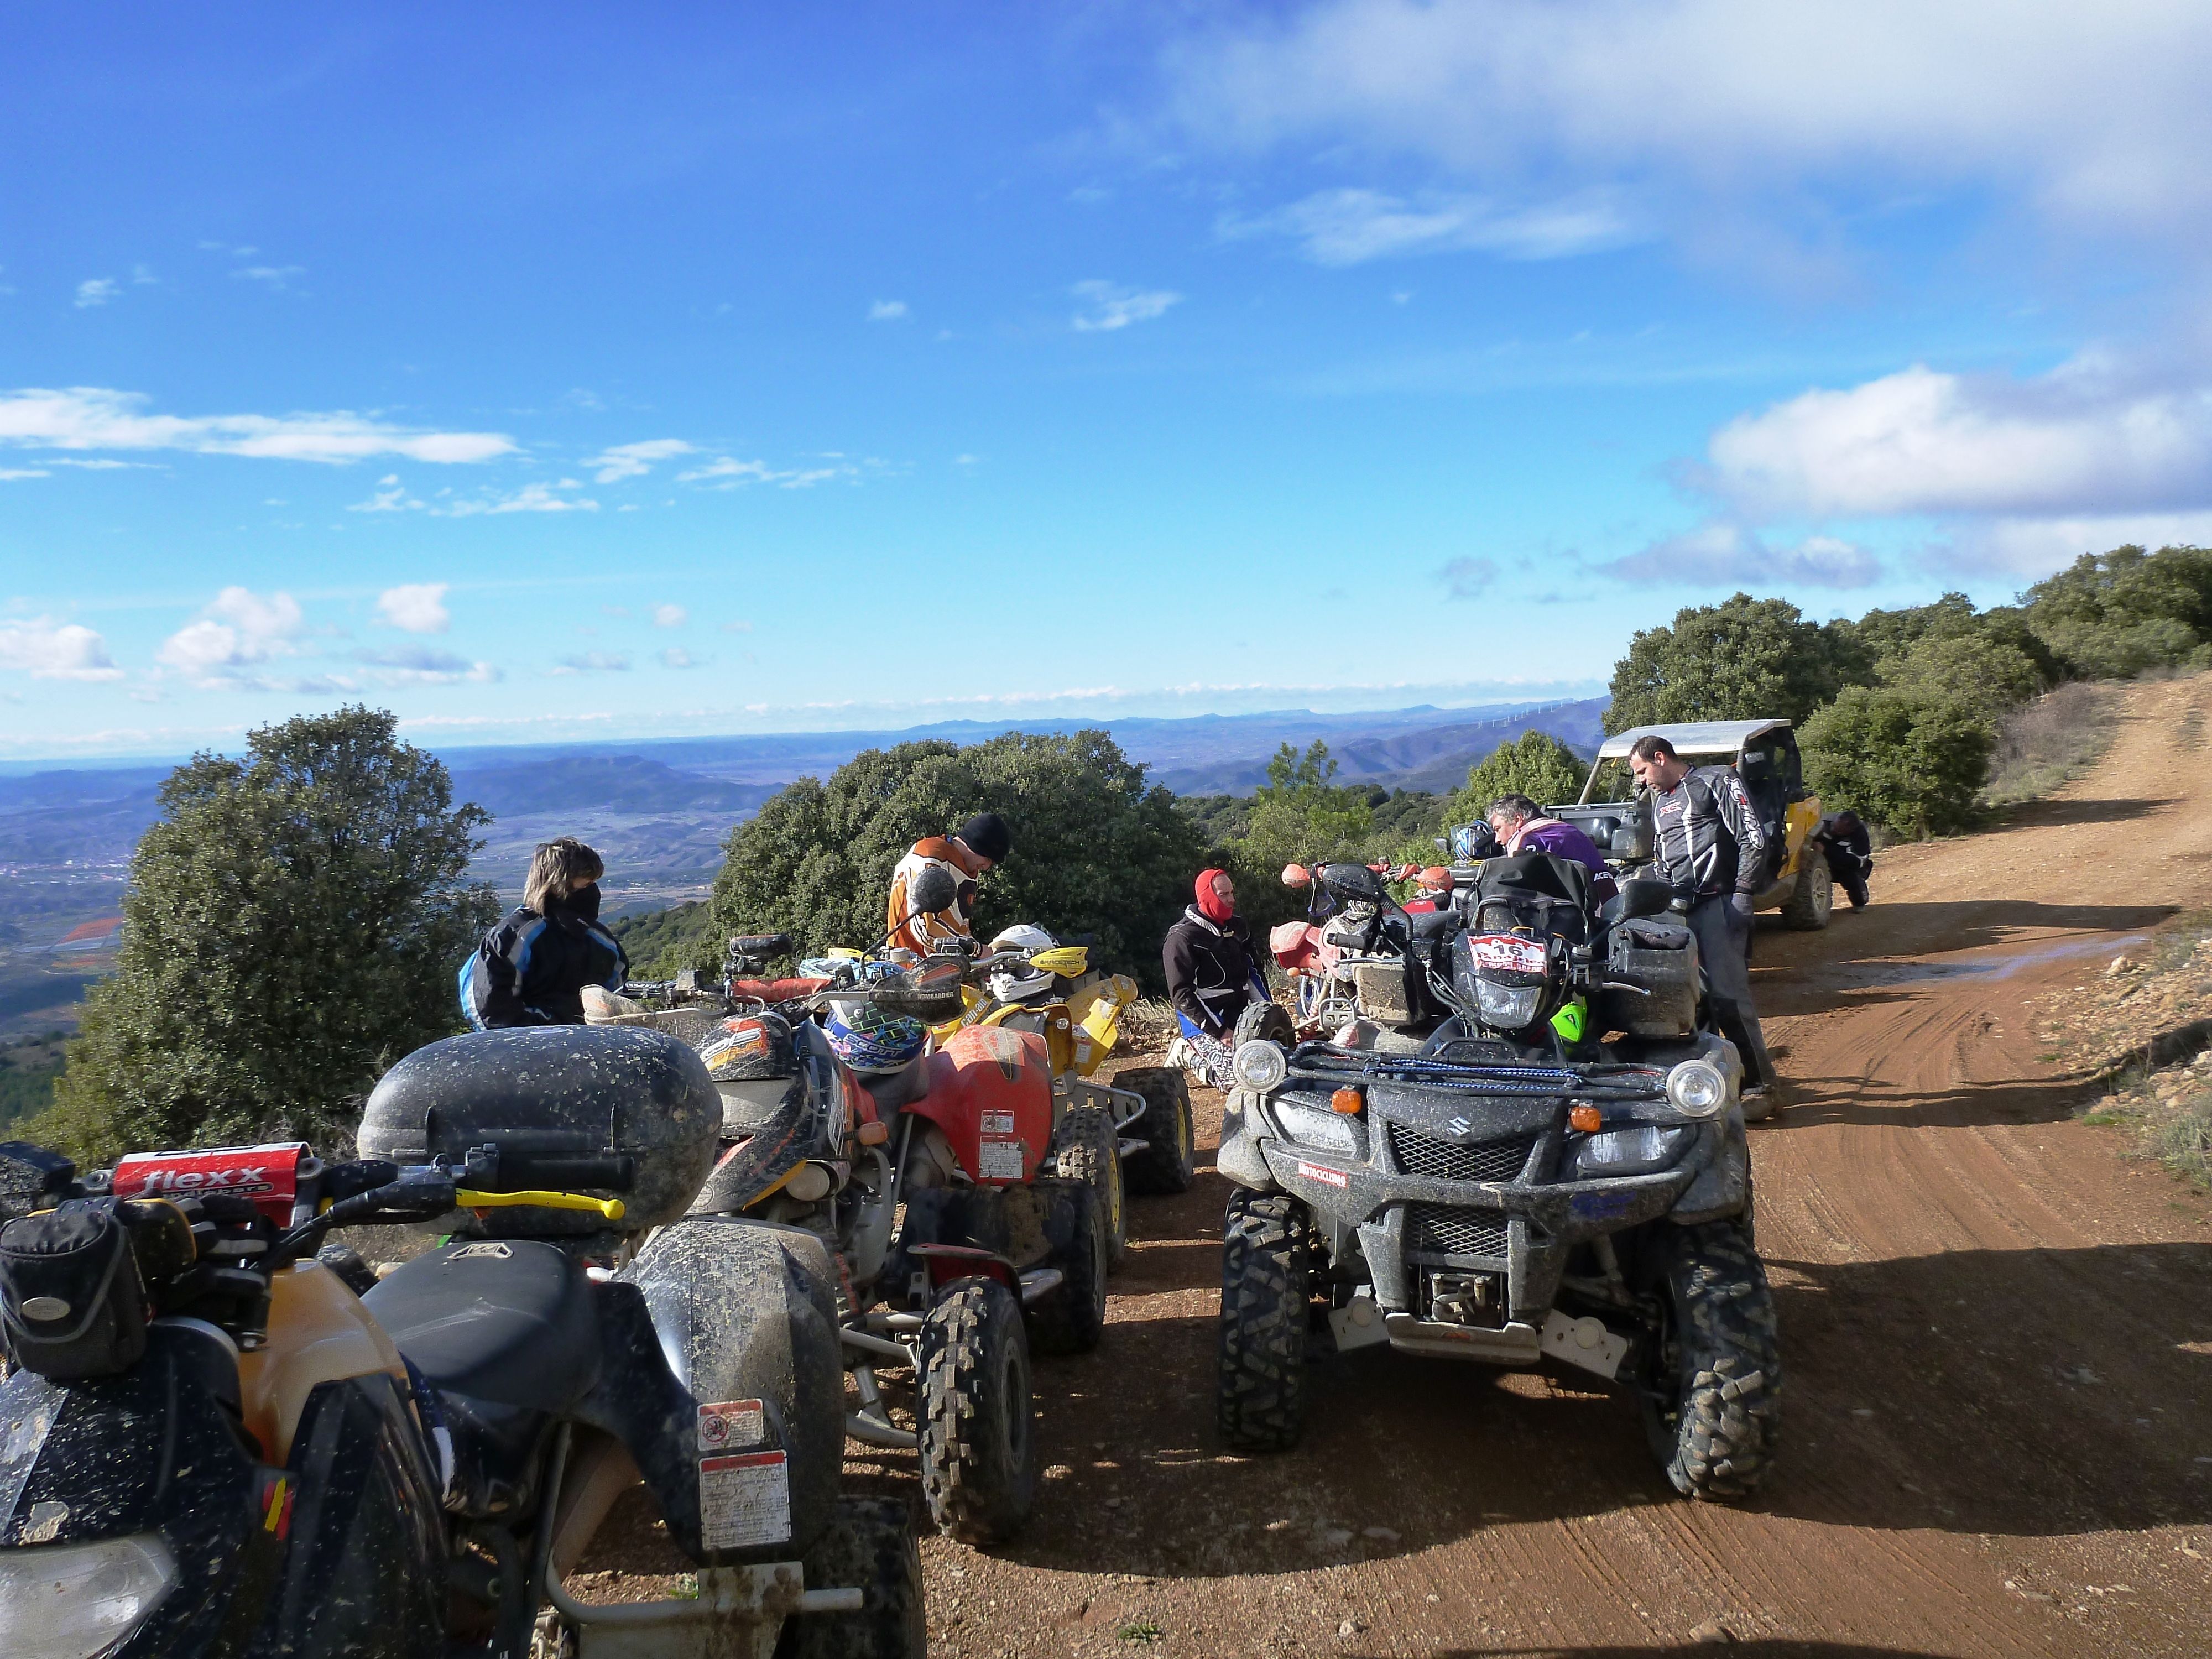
[699,1451,791,1550]
[976,1139,1026,1181]
[696,1399,765,1452]
[980,1110,1016,1135]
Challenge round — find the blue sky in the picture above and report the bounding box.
[5,3,2210,759]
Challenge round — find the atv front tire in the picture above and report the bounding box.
[1052,1103,1127,1266]
[1117,1066,1196,1196]
[775,1497,926,1659]
[1781,855,1833,930]
[1217,1189,1311,1453]
[1640,1222,1782,1500]
[1027,1178,1108,1356]
[1233,1000,1296,1049]
[918,1278,1036,1543]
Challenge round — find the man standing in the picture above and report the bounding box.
[1626,737,1781,1118]
[886,811,1012,956]
[1485,794,1619,905]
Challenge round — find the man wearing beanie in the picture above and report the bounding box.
[886,811,1013,956]
[1163,867,1261,1087]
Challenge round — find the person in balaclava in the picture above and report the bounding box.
[886,811,1013,956]
[462,836,629,1027]
[1163,867,1260,1086]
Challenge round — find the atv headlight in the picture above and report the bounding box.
[1665,1058,1730,1119]
[1475,978,1543,1030]
[1230,1040,1288,1094]
[0,1534,178,1659]
[1270,1098,1357,1153]
[1576,1124,1692,1178]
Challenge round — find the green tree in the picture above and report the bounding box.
[712,729,1203,993]
[1605,592,1849,734]
[1444,731,1589,826]
[2021,544,2212,678]
[1877,632,2046,726]
[38,708,497,1164]
[1801,686,1994,839]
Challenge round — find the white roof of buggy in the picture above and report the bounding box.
[1593,719,1792,761]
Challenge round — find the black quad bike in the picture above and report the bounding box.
[0,1024,924,1659]
[1213,854,1781,1500]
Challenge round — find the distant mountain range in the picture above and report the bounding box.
[0,697,1609,900]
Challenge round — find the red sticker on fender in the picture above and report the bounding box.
[1297,1161,1349,1189]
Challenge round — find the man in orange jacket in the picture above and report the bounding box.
[885,811,1013,956]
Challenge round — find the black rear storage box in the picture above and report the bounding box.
[1598,917,1700,1037]
[357,1026,720,1235]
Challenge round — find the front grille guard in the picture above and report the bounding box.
[1283,1040,1667,1102]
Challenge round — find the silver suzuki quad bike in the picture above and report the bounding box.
[1214,854,1780,1500]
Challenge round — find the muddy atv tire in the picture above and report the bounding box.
[1027,1177,1108,1356]
[1233,1000,1296,1049]
[918,1277,1035,1542]
[1051,1102,1128,1266]
[774,1496,926,1658]
[1640,1221,1782,1500]
[1217,1189,1311,1453]
[1117,1066,1196,1196]
[1781,855,1833,931]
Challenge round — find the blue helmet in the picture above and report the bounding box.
[1449,821,1501,863]
[823,999,928,1074]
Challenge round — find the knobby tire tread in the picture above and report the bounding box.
[1216,1188,1310,1453]
[1118,1066,1197,1196]
[917,1279,1035,1543]
[1651,1221,1782,1500]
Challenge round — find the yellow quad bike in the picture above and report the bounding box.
[933,932,1196,1267]
[1551,717,1835,930]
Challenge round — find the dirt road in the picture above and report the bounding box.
[592,678,2212,1656]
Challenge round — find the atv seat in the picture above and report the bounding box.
[1471,852,1594,947]
[364,1239,602,1412]
[857,1053,933,1115]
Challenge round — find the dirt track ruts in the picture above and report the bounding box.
[589,677,2212,1657]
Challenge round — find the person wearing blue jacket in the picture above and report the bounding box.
[460,837,628,1028]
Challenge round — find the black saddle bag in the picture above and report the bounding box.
[0,1199,152,1380]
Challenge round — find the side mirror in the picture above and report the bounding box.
[907,865,959,915]
[1318,862,1385,904]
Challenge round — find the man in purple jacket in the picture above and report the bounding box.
[1486,794,1620,905]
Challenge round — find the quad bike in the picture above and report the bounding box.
[628,869,1112,1544]
[935,926,1197,1265]
[1212,854,1781,1501]
[0,1023,923,1659]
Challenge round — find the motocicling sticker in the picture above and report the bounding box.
[1296,1160,1350,1190]
[698,1451,791,1551]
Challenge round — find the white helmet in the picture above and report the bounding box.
[987,924,1057,1005]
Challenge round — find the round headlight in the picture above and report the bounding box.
[1665,1058,1729,1118]
[1230,1040,1288,1093]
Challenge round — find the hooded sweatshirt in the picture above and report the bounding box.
[1163,877,1258,1037]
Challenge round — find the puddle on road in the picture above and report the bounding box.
[1819,931,2152,990]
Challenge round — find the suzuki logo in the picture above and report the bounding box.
[1445,1116,1473,1138]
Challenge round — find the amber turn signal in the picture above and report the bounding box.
[855,1120,891,1146]
[1329,1087,1364,1116]
[1568,1103,1603,1134]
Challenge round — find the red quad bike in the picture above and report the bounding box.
[1269,861,1437,1037]
[640,869,1109,1544]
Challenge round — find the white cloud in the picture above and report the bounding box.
[653,603,687,628]
[0,618,124,681]
[1166,1,2212,253]
[589,439,695,483]
[75,279,118,308]
[1221,187,1636,265]
[0,468,50,481]
[0,387,514,465]
[869,300,909,321]
[659,646,697,669]
[1707,358,2212,519]
[439,481,598,515]
[1071,280,1181,332]
[551,652,631,675]
[720,619,756,634]
[376,582,451,634]
[1603,522,1883,588]
[1438,556,1499,598]
[352,645,499,685]
[234,265,305,289]
[1938,513,2212,576]
[677,456,852,489]
[157,587,306,687]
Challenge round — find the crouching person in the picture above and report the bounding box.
[1164,868,1261,1087]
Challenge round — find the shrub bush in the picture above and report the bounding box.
[1801,686,1994,839]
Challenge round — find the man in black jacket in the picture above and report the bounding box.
[461,837,629,1029]
[1163,868,1260,1085]
[1816,808,1874,909]
[1629,735,1781,1116]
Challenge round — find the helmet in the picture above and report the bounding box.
[1449,822,1501,862]
[823,998,928,1074]
[1416,865,1453,893]
[985,924,1057,1005]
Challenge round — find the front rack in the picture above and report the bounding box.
[1284,1040,1668,1100]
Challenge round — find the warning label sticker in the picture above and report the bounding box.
[696,1399,765,1452]
[980,1110,1016,1135]
[1296,1160,1350,1190]
[976,1139,1026,1181]
[698,1451,790,1551]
